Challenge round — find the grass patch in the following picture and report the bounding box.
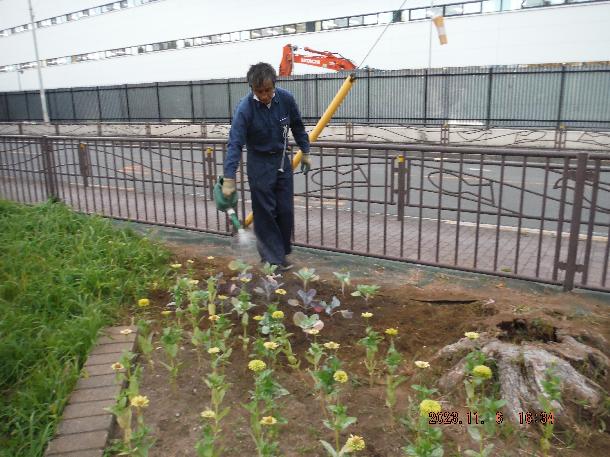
[0,199,170,457]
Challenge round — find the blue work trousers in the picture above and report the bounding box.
[247,152,293,266]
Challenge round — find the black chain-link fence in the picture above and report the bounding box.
[1,64,609,128]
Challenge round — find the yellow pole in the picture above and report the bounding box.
[243,73,356,227]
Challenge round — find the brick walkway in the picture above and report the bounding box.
[44,326,137,457]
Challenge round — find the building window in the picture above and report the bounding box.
[349,16,363,26]
[464,2,483,14]
[363,14,378,25]
[445,4,465,15]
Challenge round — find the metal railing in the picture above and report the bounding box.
[2,64,610,129]
[1,134,609,291]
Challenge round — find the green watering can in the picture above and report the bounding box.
[213,176,242,231]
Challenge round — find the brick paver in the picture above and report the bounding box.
[44,326,136,457]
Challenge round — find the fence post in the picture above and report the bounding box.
[556,64,566,129]
[396,154,405,221]
[155,82,162,122]
[366,67,371,123]
[125,85,131,122]
[486,67,493,127]
[205,147,216,194]
[560,152,588,291]
[41,136,58,201]
[314,74,319,119]
[70,88,77,122]
[227,79,232,123]
[78,142,92,187]
[96,86,103,121]
[423,69,428,126]
[189,81,195,122]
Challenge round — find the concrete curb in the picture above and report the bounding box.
[44,326,137,457]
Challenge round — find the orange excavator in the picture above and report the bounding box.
[279,44,356,76]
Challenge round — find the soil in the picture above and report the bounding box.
[111,240,610,457]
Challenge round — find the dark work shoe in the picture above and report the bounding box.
[277,263,293,272]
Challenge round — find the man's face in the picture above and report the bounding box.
[252,79,275,105]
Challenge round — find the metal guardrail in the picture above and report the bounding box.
[1,134,609,291]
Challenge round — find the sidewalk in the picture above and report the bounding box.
[1,176,607,290]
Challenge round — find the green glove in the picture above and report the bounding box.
[222,177,236,198]
[300,153,311,175]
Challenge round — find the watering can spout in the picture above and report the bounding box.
[213,177,242,231]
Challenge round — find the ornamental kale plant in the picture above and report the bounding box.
[254,275,284,303]
[292,311,325,334]
[294,266,320,291]
[332,271,351,297]
[351,284,380,305]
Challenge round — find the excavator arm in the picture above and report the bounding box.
[279,44,356,76]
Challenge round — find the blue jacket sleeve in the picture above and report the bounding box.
[224,103,248,179]
[288,94,310,154]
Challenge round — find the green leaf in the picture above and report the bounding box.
[467,425,481,442]
[319,440,339,457]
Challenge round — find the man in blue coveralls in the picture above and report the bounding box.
[222,62,311,270]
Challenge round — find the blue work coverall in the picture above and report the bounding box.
[223,87,310,266]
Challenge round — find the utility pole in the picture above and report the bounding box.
[427,0,434,69]
[27,0,50,123]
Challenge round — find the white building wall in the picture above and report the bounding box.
[0,1,609,91]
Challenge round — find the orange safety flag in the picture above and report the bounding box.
[432,15,448,45]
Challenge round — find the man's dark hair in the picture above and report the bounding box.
[247,62,277,88]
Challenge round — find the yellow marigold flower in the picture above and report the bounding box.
[218,295,228,300]
[248,359,267,372]
[260,416,277,425]
[253,315,264,321]
[361,312,373,318]
[189,279,199,285]
[137,298,150,307]
[200,409,215,419]
[208,314,219,322]
[333,370,349,383]
[130,395,149,408]
[207,256,215,260]
[264,341,279,350]
[275,288,287,295]
[207,347,220,354]
[345,434,366,452]
[324,341,340,350]
[111,362,124,371]
[464,331,480,340]
[161,310,172,316]
[304,328,320,335]
[419,399,442,417]
[271,310,284,319]
[170,263,182,269]
[472,365,492,379]
[415,361,430,369]
[120,328,133,335]
[385,328,398,336]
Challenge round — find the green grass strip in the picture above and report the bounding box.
[0,199,170,457]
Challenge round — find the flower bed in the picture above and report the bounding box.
[105,252,610,457]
